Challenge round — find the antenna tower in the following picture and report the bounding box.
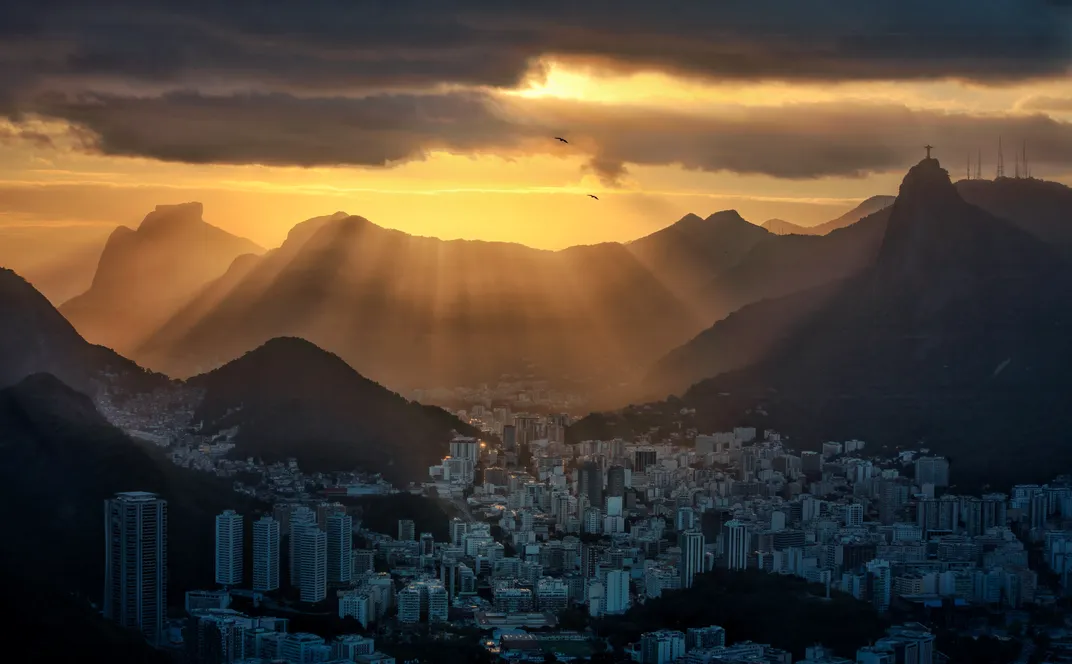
[976,150,982,180]
[1023,140,1030,179]
[996,137,1005,179]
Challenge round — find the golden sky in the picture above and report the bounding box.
[2,3,1072,251]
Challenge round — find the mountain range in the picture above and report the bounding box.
[0,265,476,484]
[638,161,1072,487]
[40,196,898,395]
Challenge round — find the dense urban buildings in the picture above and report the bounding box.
[214,509,243,586]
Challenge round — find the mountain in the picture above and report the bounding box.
[956,177,1072,251]
[0,373,247,608]
[0,267,164,393]
[187,336,480,484]
[760,196,896,237]
[60,202,263,356]
[135,213,709,388]
[626,211,773,302]
[669,158,1072,487]
[808,195,896,235]
[762,218,812,235]
[0,223,113,303]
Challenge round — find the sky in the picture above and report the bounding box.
[1,1,1072,250]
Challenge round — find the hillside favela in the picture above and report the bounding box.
[6,3,1072,664]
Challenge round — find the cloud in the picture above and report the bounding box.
[0,0,1068,105]
[1018,95,1072,112]
[18,88,1072,179]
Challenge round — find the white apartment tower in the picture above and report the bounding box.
[289,506,316,586]
[296,523,327,603]
[215,510,244,586]
[326,514,353,584]
[679,530,705,588]
[253,516,281,592]
[104,492,168,646]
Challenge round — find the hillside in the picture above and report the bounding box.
[808,195,896,234]
[676,158,1072,488]
[0,373,249,606]
[956,177,1072,251]
[0,223,112,303]
[0,267,165,394]
[187,336,480,484]
[61,202,263,355]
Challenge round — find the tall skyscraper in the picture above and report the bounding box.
[607,465,627,498]
[502,425,517,452]
[579,461,603,510]
[253,516,281,592]
[215,510,243,586]
[296,523,327,603]
[722,520,749,571]
[104,491,168,646]
[678,530,705,588]
[398,519,416,541]
[326,513,353,585]
[289,506,315,586]
[604,569,631,614]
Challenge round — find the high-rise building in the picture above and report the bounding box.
[502,425,517,452]
[579,461,603,510]
[449,517,469,546]
[316,502,346,530]
[641,630,686,664]
[844,503,865,528]
[678,530,705,588]
[252,516,280,592]
[398,519,416,541]
[607,465,627,498]
[104,491,168,646]
[604,569,631,614]
[296,524,327,603]
[450,436,480,463]
[915,456,950,488]
[867,559,893,613]
[289,505,315,586]
[419,532,435,556]
[722,521,749,571]
[634,449,657,472]
[326,514,353,584]
[215,510,244,586]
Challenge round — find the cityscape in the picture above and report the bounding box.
[94,412,1072,664]
[5,3,1072,664]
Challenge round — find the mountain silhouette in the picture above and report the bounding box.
[956,177,1072,252]
[760,196,895,236]
[136,213,709,388]
[761,218,812,235]
[60,202,263,356]
[0,268,164,393]
[659,158,1072,487]
[187,336,480,484]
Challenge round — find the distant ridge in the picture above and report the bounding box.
[60,202,263,356]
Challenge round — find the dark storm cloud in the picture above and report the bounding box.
[0,0,1069,97]
[32,89,1072,178]
[2,1,1072,178]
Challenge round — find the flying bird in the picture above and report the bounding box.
[587,194,599,200]
[554,137,569,144]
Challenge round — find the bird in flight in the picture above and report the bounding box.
[587,194,599,200]
[554,137,569,144]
